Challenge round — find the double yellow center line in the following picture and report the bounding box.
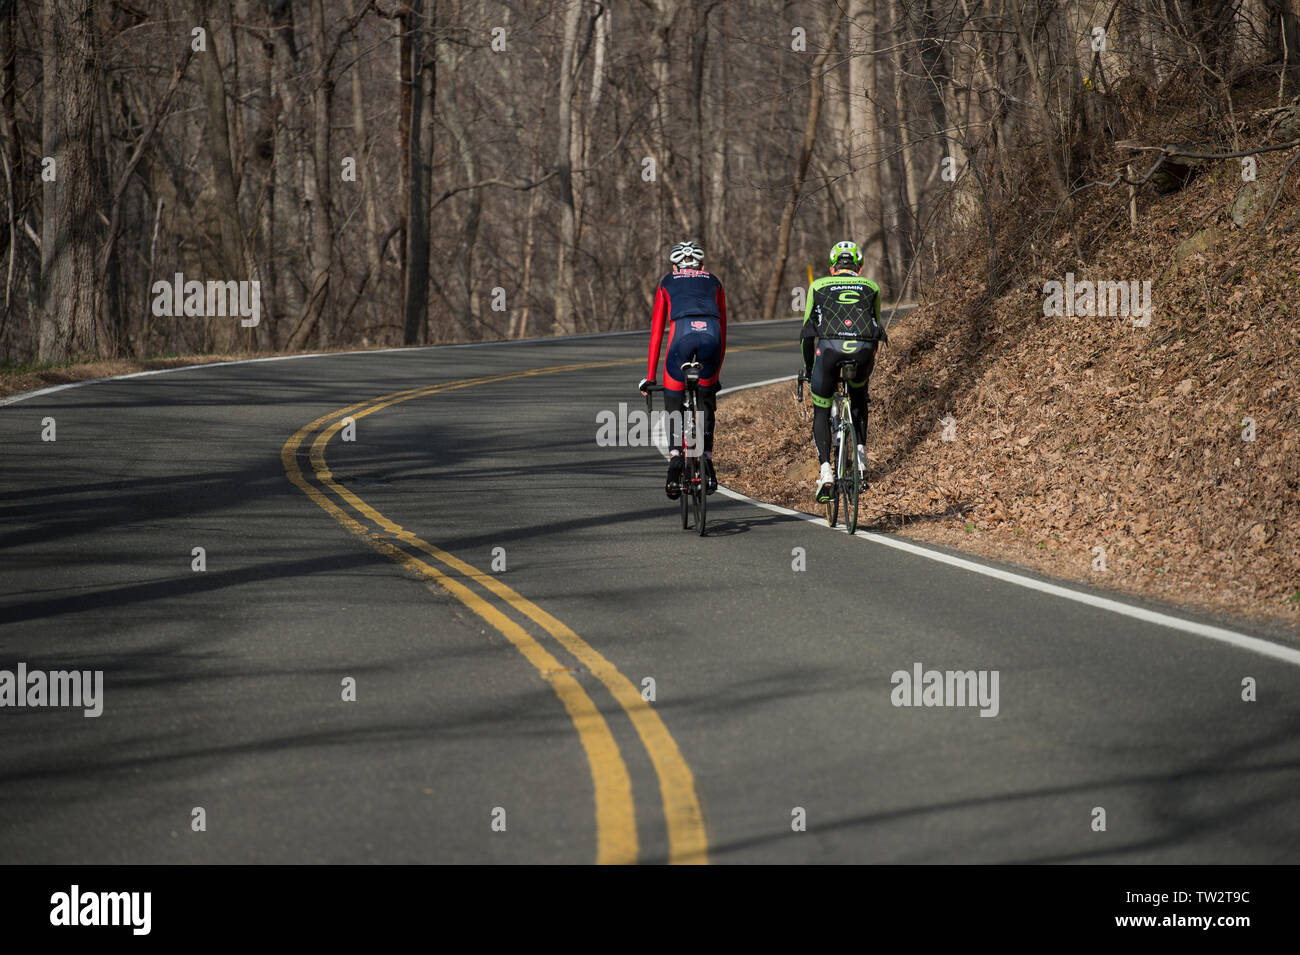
[280,353,772,864]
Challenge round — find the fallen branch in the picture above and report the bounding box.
[1113,138,1300,161]
[1260,149,1300,228]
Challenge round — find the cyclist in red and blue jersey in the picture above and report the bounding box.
[638,240,727,499]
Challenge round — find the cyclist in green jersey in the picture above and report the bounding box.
[800,240,886,504]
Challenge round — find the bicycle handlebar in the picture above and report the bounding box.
[642,382,662,414]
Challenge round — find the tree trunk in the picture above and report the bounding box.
[516,170,544,339]
[1263,0,1300,93]
[704,1,728,259]
[761,13,842,323]
[1012,0,1067,199]
[344,0,383,285]
[689,3,710,238]
[650,0,680,253]
[552,0,582,336]
[438,40,481,340]
[95,65,122,356]
[580,2,610,226]
[287,0,333,350]
[2,0,24,319]
[891,0,919,295]
[37,0,99,361]
[871,35,902,289]
[822,42,851,256]
[572,2,610,332]
[191,0,249,352]
[847,0,881,265]
[402,0,435,345]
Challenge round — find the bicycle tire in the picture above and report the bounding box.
[696,456,708,536]
[846,421,861,535]
[681,399,696,530]
[835,428,849,531]
[680,460,689,529]
[690,457,703,531]
[826,433,840,527]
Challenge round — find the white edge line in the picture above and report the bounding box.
[701,375,1300,667]
[12,310,1290,662]
[13,310,1289,664]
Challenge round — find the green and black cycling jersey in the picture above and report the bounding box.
[800,274,883,374]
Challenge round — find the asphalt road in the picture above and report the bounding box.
[3,318,1299,863]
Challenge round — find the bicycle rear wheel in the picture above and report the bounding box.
[695,456,707,536]
[834,437,849,532]
[845,425,861,535]
[680,461,689,529]
[825,435,840,527]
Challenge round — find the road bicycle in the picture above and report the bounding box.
[645,358,708,536]
[797,360,866,534]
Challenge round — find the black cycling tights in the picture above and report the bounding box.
[813,397,867,465]
[664,385,718,455]
[810,340,874,464]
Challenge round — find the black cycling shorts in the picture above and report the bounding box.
[810,339,875,408]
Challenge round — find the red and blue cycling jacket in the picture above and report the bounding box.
[645,268,727,388]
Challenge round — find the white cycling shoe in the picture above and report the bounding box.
[815,462,834,503]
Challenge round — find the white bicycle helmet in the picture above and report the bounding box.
[829,240,863,271]
[669,240,704,269]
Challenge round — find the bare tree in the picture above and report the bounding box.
[762,11,842,323]
[2,0,1294,365]
[402,0,435,345]
[37,0,99,360]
